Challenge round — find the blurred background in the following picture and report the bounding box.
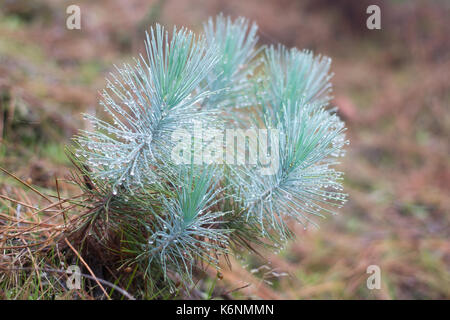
[0,0,449,299]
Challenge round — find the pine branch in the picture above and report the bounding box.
[74,25,221,193]
[264,44,334,109]
[230,45,348,240]
[202,14,261,110]
[132,166,231,284]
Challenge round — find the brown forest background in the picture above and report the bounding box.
[0,0,449,299]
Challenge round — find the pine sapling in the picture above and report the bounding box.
[70,14,349,292]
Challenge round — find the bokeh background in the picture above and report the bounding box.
[0,0,449,299]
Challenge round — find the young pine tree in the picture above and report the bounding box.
[70,14,348,292]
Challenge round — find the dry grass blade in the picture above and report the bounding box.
[64,238,111,300]
[0,166,52,203]
[0,194,38,210]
